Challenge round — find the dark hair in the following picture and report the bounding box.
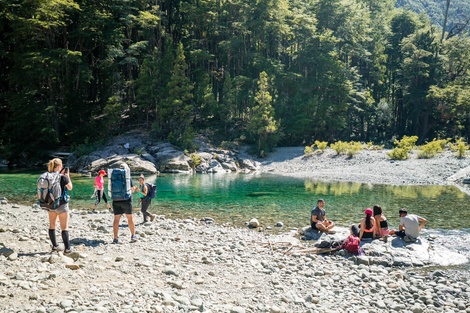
[365,215,373,229]
[317,199,325,204]
[373,205,382,216]
[399,208,408,215]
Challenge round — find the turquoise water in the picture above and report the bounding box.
[1,170,469,231]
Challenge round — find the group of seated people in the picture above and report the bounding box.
[311,199,427,243]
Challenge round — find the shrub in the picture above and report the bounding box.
[417,139,445,159]
[450,138,469,158]
[388,135,418,160]
[363,141,384,150]
[346,141,363,158]
[387,148,409,160]
[394,135,418,150]
[330,141,348,155]
[189,153,203,168]
[315,140,328,152]
[304,145,315,156]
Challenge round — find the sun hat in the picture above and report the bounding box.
[98,169,107,176]
[364,208,373,216]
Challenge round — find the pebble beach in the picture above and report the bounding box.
[1,147,470,312]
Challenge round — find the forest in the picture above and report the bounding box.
[0,0,469,165]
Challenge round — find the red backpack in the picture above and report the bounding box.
[342,235,360,254]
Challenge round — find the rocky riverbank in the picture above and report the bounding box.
[1,203,470,313]
[69,132,470,195]
[255,147,470,190]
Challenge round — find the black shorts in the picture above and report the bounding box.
[113,200,133,215]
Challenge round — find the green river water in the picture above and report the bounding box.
[1,169,469,232]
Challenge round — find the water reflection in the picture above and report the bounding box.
[305,180,362,195]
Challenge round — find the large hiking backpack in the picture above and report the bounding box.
[145,183,157,199]
[341,235,360,254]
[37,172,69,210]
[108,164,132,201]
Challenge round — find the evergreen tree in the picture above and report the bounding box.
[247,71,279,156]
[162,42,194,145]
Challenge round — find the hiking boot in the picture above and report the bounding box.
[64,248,72,254]
[52,245,60,252]
[130,235,138,243]
[112,238,119,244]
[150,214,155,222]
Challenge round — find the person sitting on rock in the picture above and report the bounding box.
[350,208,377,241]
[390,208,427,242]
[373,204,390,237]
[310,199,335,234]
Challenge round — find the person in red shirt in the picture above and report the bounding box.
[93,169,111,212]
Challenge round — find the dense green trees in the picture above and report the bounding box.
[0,0,469,164]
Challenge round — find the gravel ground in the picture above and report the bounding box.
[1,204,469,313]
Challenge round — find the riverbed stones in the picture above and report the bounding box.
[0,204,469,313]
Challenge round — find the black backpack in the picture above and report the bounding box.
[145,183,157,199]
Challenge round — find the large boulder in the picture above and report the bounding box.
[69,132,259,175]
[300,226,469,267]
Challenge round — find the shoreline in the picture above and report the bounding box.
[255,147,470,194]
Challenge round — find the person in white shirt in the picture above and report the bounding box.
[390,208,426,242]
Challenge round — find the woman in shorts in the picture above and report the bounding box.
[44,158,73,253]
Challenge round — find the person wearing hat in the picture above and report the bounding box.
[93,169,111,212]
[390,208,427,242]
[350,208,377,241]
[135,174,155,223]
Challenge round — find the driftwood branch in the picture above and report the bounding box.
[254,240,341,255]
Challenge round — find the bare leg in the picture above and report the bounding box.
[125,213,135,236]
[113,214,121,239]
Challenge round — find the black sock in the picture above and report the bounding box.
[61,230,70,250]
[48,229,58,247]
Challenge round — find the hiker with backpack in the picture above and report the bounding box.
[109,163,138,244]
[135,174,156,223]
[37,158,73,253]
[93,169,111,212]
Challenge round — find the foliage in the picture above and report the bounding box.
[387,148,410,160]
[315,140,328,152]
[0,1,470,164]
[417,139,446,159]
[330,141,348,155]
[304,145,315,157]
[304,140,328,156]
[450,138,469,158]
[388,135,419,160]
[246,72,280,157]
[188,153,203,169]
[394,136,419,150]
[346,142,363,158]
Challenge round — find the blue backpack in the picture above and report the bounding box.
[108,166,132,201]
[145,183,157,199]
